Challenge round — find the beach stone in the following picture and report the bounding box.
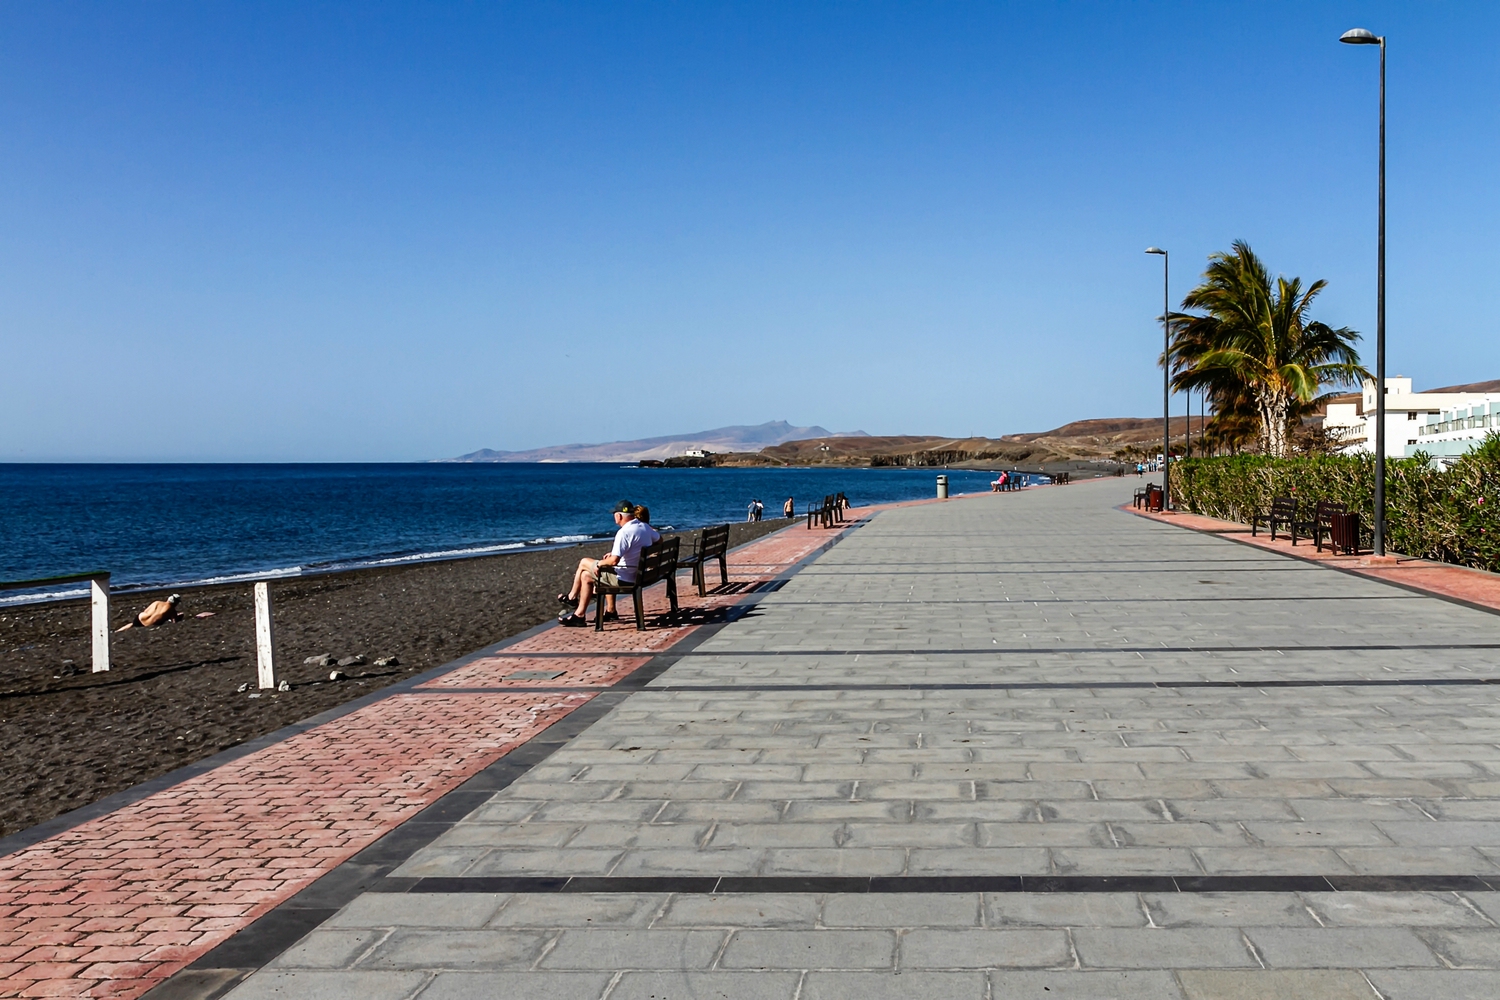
[374,656,399,667]
[236,682,250,693]
[329,670,346,681]
[247,692,261,699]
[304,654,335,667]
[278,680,292,692]
[338,655,366,668]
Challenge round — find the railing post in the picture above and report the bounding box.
[90,573,110,673]
[253,581,276,689]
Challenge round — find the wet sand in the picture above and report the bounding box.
[0,518,794,837]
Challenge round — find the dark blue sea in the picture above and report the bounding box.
[0,464,1026,604]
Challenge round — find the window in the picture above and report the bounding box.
[1408,439,1417,446]
[1408,411,1417,420]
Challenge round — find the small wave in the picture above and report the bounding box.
[530,534,593,545]
[184,566,307,586]
[364,543,527,566]
[0,587,90,607]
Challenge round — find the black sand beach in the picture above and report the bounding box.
[0,519,792,838]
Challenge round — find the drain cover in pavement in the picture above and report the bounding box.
[505,670,566,681]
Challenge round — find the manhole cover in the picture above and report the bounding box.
[505,670,565,681]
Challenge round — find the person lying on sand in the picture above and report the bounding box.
[557,500,661,627]
[116,594,182,631]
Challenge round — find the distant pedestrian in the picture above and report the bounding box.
[747,500,756,522]
[753,499,764,522]
[784,497,794,519]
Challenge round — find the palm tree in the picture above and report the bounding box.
[1166,241,1367,458]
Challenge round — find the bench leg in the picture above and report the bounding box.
[693,562,706,597]
[667,576,679,614]
[717,554,728,588]
[594,590,605,631]
[633,586,646,630]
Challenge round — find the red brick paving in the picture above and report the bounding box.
[0,514,868,999]
[1130,504,1500,613]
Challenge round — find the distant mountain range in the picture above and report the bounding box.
[443,421,869,463]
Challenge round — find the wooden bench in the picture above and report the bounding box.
[807,495,835,529]
[1252,496,1300,543]
[680,523,731,597]
[1133,485,1155,509]
[834,492,849,522]
[594,536,679,631]
[1312,500,1347,553]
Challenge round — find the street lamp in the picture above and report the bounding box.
[1341,26,1386,556]
[1146,247,1170,508]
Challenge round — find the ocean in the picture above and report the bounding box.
[0,463,1032,604]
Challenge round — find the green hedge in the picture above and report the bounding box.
[1168,439,1500,571]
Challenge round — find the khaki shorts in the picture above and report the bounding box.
[596,568,625,588]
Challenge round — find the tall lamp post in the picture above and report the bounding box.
[1146,247,1170,508]
[1341,26,1386,556]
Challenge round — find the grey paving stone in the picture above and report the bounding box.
[325,893,508,929]
[360,929,551,970]
[1071,929,1257,969]
[1303,891,1490,927]
[222,971,428,1000]
[1366,969,1500,999]
[1175,969,1379,999]
[718,930,897,970]
[1142,893,1314,929]
[268,929,384,969]
[899,928,1072,969]
[1416,928,1500,968]
[418,972,613,999]
[822,893,980,928]
[609,971,801,999]
[487,893,665,927]
[801,971,985,999]
[988,970,1187,999]
[984,893,1147,928]
[656,893,820,928]
[539,929,725,970]
[1246,927,1439,968]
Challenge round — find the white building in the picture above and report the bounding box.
[1324,377,1493,458]
[1407,398,1500,465]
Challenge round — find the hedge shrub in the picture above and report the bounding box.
[1168,438,1500,571]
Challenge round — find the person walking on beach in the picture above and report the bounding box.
[783,497,794,519]
[557,500,660,627]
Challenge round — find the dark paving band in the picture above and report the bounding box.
[667,643,1500,655]
[413,675,1500,695]
[371,874,1500,895]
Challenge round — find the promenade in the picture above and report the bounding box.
[13,479,1500,998]
[206,478,1500,999]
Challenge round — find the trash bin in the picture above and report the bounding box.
[936,475,949,499]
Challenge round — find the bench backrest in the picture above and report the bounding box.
[696,523,730,560]
[1271,497,1297,518]
[634,537,680,587]
[1314,500,1347,521]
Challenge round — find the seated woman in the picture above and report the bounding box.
[557,501,661,626]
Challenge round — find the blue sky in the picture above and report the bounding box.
[2,2,1495,461]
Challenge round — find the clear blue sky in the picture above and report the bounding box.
[2,2,1495,461]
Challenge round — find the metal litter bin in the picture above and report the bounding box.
[937,475,949,500]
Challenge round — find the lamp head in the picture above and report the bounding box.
[1145,247,1166,255]
[1340,28,1380,44]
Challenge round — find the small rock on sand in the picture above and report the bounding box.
[277,680,291,692]
[328,670,345,681]
[337,655,366,668]
[374,656,399,667]
[236,682,249,693]
[304,654,335,667]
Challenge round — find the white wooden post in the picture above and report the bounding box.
[254,581,276,689]
[90,573,110,673]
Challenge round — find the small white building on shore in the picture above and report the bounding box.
[1407,398,1500,464]
[1325,377,1500,458]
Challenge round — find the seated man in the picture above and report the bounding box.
[558,500,660,627]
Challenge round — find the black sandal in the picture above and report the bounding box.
[557,593,575,607]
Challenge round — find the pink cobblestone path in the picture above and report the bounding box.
[0,513,866,998]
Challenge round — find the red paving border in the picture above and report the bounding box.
[0,512,873,999]
[1128,503,1500,614]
